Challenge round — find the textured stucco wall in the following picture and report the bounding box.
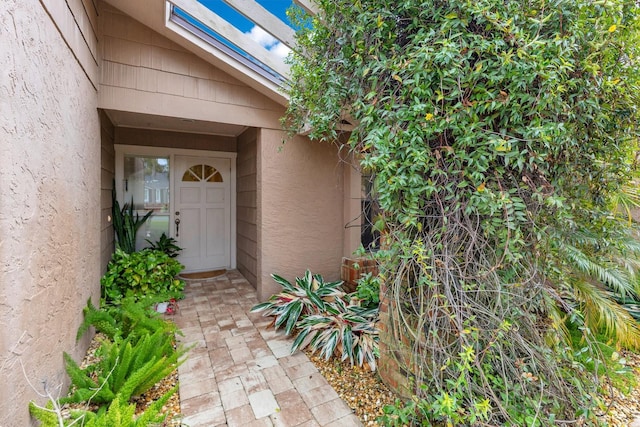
[0,0,101,424]
[237,128,258,287]
[257,129,345,301]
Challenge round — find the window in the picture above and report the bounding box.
[182,164,223,183]
[123,155,170,250]
[361,174,380,250]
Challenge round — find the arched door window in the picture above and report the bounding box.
[182,164,223,183]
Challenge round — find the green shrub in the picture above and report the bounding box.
[284,0,640,423]
[567,320,636,393]
[253,271,379,370]
[101,248,184,303]
[146,232,182,258]
[61,329,186,405]
[355,272,380,309]
[251,270,345,335]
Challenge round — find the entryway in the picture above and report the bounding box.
[115,145,236,273]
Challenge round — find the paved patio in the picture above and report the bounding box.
[173,270,363,427]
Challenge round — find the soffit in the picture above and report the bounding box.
[104,110,248,137]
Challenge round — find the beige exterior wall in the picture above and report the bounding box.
[98,3,284,129]
[0,0,101,424]
[237,129,259,287]
[256,129,345,300]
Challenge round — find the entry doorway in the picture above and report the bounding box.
[114,145,237,272]
[174,155,231,271]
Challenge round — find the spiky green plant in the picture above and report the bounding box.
[77,297,179,343]
[29,387,176,427]
[112,187,153,254]
[251,271,345,335]
[145,232,182,258]
[62,329,186,405]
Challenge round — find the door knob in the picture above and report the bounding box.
[175,218,181,237]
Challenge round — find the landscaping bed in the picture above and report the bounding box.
[66,328,640,427]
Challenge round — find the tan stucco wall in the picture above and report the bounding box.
[237,128,258,287]
[0,0,101,424]
[256,130,345,301]
[98,3,284,130]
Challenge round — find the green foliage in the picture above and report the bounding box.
[355,272,381,309]
[292,300,379,370]
[253,271,379,369]
[77,297,179,343]
[30,387,175,427]
[28,401,60,426]
[101,248,185,303]
[112,187,153,254]
[251,270,345,335]
[62,328,185,405]
[284,0,640,424]
[567,321,636,393]
[146,232,182,258]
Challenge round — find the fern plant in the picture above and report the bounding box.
[77,297,179,344]
[251,270,345,335]
[62,329,186,405]
[29,386,176,426]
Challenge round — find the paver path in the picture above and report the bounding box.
[173,270,362,427]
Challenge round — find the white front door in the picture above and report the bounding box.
[174,155,231,271]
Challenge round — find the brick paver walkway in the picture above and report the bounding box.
[173,270,362,427]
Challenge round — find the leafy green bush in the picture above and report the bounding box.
[101,248,184,303]
[146,232,182,258]
[253,271,379,369]
[292,300,378,370]
[61,328,186,405]
[251,270,345,334]
[284,0,640,423]
[354,272,380,309]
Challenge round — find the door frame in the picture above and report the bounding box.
[114,144,237,270]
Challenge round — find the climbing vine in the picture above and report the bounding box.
[285,0,640,424]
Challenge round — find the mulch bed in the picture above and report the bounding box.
[67,335,640,427]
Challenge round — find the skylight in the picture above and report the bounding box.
[166,0,298,86]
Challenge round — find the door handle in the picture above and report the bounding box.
[175,218,180,237]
